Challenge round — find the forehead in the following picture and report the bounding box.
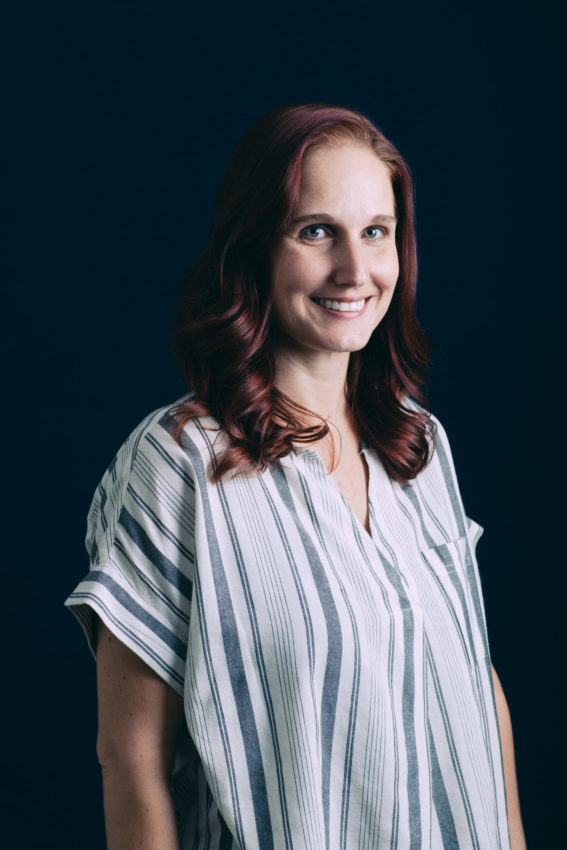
[297,141,395,211]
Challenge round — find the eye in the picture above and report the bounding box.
[363,226,387,240]
[300,224,331,240]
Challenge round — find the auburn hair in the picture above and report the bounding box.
[172,102,435,482]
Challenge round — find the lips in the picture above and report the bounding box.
[311,297,368,312]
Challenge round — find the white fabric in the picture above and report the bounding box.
[66,397,511,849]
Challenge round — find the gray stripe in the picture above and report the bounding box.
[66,402,511,849]
[427,719,460,849]
[120,505,193,598]
[214,472,293,849]
[273,464,343,850]
[184,427,275,850]
[426,638,481,850]
[434,432,501,817]
[73,570,186,657]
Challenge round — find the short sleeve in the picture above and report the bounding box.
[65,408,196,695]
[428,411,492,658]
[465,514,484,553]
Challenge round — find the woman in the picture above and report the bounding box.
[66,103,525,849]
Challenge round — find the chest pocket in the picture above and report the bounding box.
[417,535,478,669]
[420,535,468,583]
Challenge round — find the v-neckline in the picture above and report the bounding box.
[295,445,374,543]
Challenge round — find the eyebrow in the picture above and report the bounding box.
[291,213,397,225]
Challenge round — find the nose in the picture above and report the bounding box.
[330,236,369,288]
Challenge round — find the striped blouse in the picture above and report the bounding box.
[65,398,511,849]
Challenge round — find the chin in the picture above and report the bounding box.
[332,332,375,352]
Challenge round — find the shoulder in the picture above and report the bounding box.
[100,399,187,488]
[400,394,448,451]
[88,397,202,523]
[399,396,458,488]
[91,398,235,533]
[399,397,478,541]
[86,395,217,565]
[106,394,223,481]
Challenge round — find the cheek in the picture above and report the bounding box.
[273,253,321,296]
[379,248,400,287]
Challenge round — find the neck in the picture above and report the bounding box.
[273,349,351,424]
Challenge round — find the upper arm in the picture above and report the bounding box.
[491,664,508,709]
[95,617,185,778]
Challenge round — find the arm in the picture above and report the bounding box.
[491,665,526,850]
[95,618,185,850]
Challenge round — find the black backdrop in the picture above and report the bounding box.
[4,1,564,847]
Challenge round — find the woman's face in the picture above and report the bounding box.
[270,141,399,365]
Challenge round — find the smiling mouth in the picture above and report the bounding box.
[311,297,369,313]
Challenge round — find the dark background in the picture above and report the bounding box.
[4,1,564,847]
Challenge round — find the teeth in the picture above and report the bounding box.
[314,298,366,312]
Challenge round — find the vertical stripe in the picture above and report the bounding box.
[272,465,343,850]
[65,399,511,849]
[183,430,275,850]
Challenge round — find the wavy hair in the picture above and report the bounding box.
[172,103,435,482]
